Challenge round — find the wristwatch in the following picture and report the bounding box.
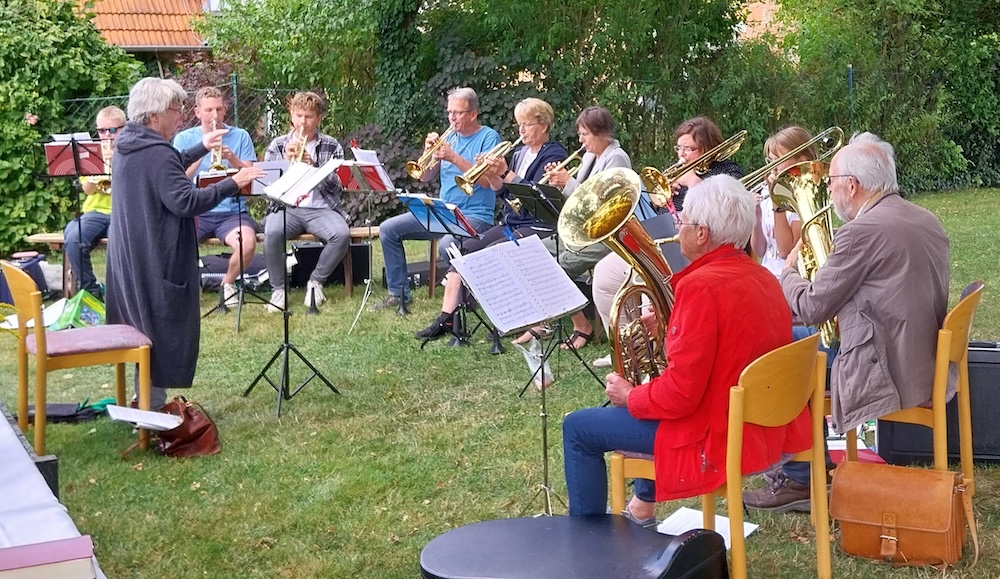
[501,169,511,179]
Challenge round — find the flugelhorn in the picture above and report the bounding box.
[406,127,455,180]
[539,145,586,185]
[455,136,524,195]
[208,119,226,171]
[288,125,307,165]
[640,130,747,207]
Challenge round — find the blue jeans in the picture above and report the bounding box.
[784,325,840,485]
[562,406,659,516]
[64,211,110,295]
[379,212,491,301]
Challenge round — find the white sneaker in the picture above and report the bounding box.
[304,280,326,308]
[592,354,613,368]
[223,283,239,307]
[266,289,286,313]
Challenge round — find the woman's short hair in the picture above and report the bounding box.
[288,92,328,116]
[127,78,186,125]
[837,132,899,194]
[576,106,615,139]
[447,87,480,113]
[97,106,126,126]
[514,97,554,129]
[682,175,755,249]
[674,116,723,151]
[764,126,817,162]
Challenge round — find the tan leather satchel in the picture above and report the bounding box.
[829,461,978,567]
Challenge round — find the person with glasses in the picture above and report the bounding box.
[414,97,568,339]
[172,87,258,308]
[62,106,125,299]
[744,132,950,513]
[669,116,745,212]
[105,77,264,409]
[371,87,501,311]
[512,106,631,350]
[561,174,810,526]
[262,91,351,313]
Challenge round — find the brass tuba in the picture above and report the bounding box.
[406,127,455,180]
[557,168,675,383]
[640,130,747,207]
[455,136,524,195]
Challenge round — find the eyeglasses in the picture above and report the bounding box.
[673,145,698,154]
[96,127,122,135]
[167,106,185,115]
[675,220,709,231]
[517,122,539,130]
[827,174,855,182]
[446,110,471,117]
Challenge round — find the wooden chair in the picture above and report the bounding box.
[840,281,984,496]
[610,335,832,579]
[2,261,152,456]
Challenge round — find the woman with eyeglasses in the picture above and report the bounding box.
[414,97,568,341]
[670,116,745,212]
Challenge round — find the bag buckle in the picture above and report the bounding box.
[880,512,898,560]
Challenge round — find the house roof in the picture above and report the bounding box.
[76,0,207,52]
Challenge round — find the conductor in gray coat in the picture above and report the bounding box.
[106,78,264,408]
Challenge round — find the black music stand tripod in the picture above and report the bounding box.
[243,202,340,417]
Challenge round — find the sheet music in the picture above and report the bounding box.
[263,158,342,206]
[397,193,476,237]
[657,507,758,550]
[106,405,182,431]
[350,147,395,190]
[251,160,289,195]
[450,235,587,334]
[51,132,93,142]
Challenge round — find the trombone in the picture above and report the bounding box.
[740,126,844,193]
[406,127,455,180]
[455,136,524,195]
[208,119,226,171]
[539,145,586,186]
[640,130,747,206]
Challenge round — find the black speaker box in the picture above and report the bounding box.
[381,260,448,290]
[875,341,1000,465]
[290,241,370,288]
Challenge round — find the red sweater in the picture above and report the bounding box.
[627,245,811,500]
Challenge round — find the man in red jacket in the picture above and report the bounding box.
[562,174,812,526]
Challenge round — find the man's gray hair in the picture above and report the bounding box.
[447,87,479,112]
[127,78,186,125]
[837,131,899,195]
[682,175,755,249]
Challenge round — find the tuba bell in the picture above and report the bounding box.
[557,167,675,383]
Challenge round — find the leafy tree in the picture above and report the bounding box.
[0,0,141,256]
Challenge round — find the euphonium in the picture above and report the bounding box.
[539,145,586,186]
[770,160,840,349]
[208,119,226,171]
[557,168,675,383]
[288,125,307,165]
[406,127,455,180]
[455,136,524,195]
[640,130,747,207]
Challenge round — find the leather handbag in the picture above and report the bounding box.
[829,461,978,567]
[155,396,221,457]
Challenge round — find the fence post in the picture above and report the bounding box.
[230,73,240,128]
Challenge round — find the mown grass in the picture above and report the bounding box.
[1,188,999,578]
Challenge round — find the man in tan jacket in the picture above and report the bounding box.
[744,132,951,512]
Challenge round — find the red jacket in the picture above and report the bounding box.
[627,245,811,501]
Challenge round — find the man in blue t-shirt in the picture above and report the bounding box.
[172,86,258,306]
[370,87,500,311]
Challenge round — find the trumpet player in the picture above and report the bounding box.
[262,91,350,312]
[64,106,125,298]
[415,97,568,339]
[371,87,500,311]
[173,87,258,307]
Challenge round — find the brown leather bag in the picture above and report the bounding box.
[155,396,221,457]
[829,461,977,567]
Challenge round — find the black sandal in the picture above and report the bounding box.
[562,330,593,351]
[513,325,552,345]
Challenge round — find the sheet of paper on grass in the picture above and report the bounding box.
[106,405,181,431]
[1,298,67,330]
[657,506,758,550]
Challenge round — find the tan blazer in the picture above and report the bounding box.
[781,193,950,433]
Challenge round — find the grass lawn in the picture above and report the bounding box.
[2,188,999,578]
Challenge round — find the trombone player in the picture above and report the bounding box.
[172,86,258,308]
[371,87,501,311]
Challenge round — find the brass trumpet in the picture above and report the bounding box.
[539,145,586,186]
[406,127,455,180]
[640,130,747,207]
[288,125,307,165]
[85,137,114,193]
[208,119,226,171]
[455,136,524,195]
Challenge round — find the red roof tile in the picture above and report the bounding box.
[76,0,206,51]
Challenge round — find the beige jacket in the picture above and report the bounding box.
[781,193,950,433]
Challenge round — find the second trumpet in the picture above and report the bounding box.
[455,137,523,195]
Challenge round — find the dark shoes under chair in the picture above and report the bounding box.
[415,313,454,340]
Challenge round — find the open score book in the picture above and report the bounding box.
[449,235,587,335]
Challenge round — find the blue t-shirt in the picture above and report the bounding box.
[172,124,256,213]
[440,126,502,225]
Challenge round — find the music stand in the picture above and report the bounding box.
[243,187,340,418]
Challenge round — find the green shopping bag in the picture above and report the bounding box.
[49,289,105,330]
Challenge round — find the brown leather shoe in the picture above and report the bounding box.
[743,473,811,513]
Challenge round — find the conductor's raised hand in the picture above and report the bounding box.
[202,128,228,152]
[231,165,266,192]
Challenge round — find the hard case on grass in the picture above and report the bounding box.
[876,341,1000,464]
[292,241,370,288]
[381,259,447,290]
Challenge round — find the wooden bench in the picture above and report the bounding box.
[26,227,441,301]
